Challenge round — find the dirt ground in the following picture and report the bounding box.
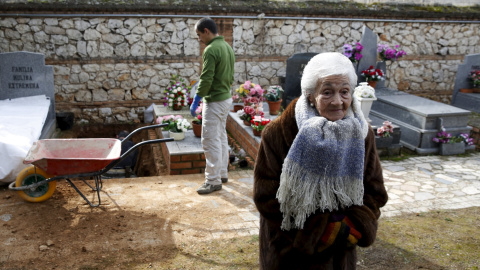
[0,171,259,270]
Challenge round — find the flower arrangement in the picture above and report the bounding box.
[459,133,474,146]
[192,103,203,125]
[238,105,264,122]
[361,66,384,82]
[343,42,363,63]
[377,44,407,62]
[432,127,470,144]
[432,127,452,144]
[251,116,271,132]
[468,70,480,87]
[265,85,284,102]
[354,82,376,99]
[232,94,242,103]
[235,81,265,104]
[377,121,394,138]
[163,75,191,110]
[156,115,191,132]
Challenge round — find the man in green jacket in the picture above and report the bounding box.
[190,17,234,194]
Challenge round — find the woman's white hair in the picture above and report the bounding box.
[300,52,357,96]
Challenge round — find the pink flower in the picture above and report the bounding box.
[243,81,252,90]
[256,87,264,96]
[244,106,255,114]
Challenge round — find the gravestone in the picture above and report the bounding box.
[357,26,379,85]
[451,53,480,113]
[283,52,317,108]
[0,51,56,138]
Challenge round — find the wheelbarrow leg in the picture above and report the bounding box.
[81,176,103,192]
[65,175,102,207]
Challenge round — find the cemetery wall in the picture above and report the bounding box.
[0,2,479,124]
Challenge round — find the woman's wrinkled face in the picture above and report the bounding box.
[309,74,352,121]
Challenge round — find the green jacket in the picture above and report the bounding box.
[196,36,235,102]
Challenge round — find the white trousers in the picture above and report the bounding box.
[202,98,232,185]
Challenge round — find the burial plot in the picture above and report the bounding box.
[371,88,472,153]
[451,53,480,113]
[354,27,475,154]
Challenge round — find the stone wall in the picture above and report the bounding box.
[0,8,479,123]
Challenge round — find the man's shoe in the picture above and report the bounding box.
[221,178,228,183]
[197,183,222,194]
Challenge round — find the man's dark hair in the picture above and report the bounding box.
[118,130,129,139]
[196,17,218,34]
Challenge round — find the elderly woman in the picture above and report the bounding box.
[253,52,388,269]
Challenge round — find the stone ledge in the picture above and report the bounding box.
[1,1,479,20]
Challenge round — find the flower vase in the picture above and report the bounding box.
[356,96,377,123]
[169,130,185,141]
[439,142,465,156]
[172,105,182,111]
[367,81,377,89]
[253,129,262,137]
[192,121,202,138]
[267,99,282,115]
[243,120,251,126]
[375,136,393,149]
[233,104,244,112]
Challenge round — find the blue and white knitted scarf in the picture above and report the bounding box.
[276,94,369,230]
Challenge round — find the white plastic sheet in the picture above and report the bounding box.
[0,95,50,183]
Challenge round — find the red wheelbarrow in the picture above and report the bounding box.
[9,124,173,207]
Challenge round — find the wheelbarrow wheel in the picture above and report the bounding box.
[15,166,56,203]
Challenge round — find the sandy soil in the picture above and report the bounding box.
[0,172,257,269]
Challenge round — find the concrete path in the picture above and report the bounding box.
[380,152,480,217]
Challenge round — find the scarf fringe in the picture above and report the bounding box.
[277,159,365,231]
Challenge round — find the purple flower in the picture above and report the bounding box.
[343,44,353,58]
[356,42,363,51]
[343,42,363,63]
[377,44,388,53]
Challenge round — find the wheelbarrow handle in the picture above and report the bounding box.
[121,123,168,143]
[102,137,174,173]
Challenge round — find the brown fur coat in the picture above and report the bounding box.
[253,98,388,270]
